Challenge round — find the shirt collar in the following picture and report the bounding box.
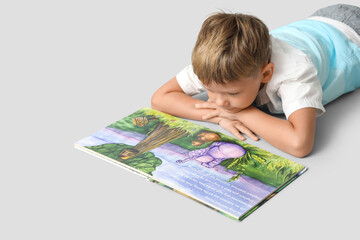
[256,84,270,106]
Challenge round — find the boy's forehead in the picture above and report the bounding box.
[203,75,257,90]
[203,80,244,92]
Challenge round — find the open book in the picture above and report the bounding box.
[74,107,307,220]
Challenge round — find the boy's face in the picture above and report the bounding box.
[204,63,273,113]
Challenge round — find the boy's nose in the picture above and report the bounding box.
[215,95,230,107]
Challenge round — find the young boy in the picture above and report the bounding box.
[151,4,360,158]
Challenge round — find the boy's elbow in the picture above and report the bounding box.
[151,92,161,110]
[289,138,314,158]
[292,148,312,158]
[151,90,166,111]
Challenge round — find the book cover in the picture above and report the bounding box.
[74,107,307,220]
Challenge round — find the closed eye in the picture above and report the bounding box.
[229,92,239,96]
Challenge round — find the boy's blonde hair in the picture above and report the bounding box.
[192,12,271,85]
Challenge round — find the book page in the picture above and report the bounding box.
[75,108,306,219]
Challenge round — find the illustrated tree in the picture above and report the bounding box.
[86,108,216,176]
[116,108,206,160]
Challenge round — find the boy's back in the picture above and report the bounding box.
[152,4,360,157]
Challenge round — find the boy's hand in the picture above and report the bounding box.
[218,118,259,141]
[195,102,240,121]
[195,102,259,141]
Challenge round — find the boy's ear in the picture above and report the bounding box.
[261,62,274,83]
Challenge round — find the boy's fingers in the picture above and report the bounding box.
[195,102,216,109]
[202,110,219,120]
[235,124,259,141]
[218,120,246,141]
[195,103,202,108]
[230,128,246,141]
[249,135,259,141]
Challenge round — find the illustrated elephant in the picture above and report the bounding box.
[176,142,246,168]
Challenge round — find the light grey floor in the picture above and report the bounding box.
[1,1,359,239]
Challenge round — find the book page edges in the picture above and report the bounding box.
[74,144,151,179]
[239,167,308,221]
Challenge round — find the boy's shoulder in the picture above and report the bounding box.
[270,35,314,77]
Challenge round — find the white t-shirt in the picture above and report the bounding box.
[176,17,360,119]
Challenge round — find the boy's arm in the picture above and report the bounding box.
[201,105,316,157]
[152,77,260,141]
[238,107,316,158]
[151,77,221,123]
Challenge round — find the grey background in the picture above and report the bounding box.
[1,0,359,239]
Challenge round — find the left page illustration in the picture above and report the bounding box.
[75,107,306,220]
